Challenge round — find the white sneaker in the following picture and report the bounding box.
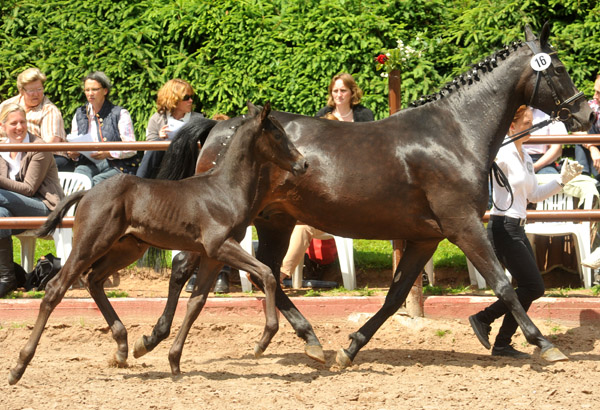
[582,247,600,269]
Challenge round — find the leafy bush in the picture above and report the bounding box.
[1,0,598,137]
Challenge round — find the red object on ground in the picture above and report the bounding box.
[306,239,338,265]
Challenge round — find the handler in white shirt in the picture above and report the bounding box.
[469,105,583,359]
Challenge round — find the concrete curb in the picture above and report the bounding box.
[1,295,599,325]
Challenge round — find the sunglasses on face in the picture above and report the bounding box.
[182,94,193,101]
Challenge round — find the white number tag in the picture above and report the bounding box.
[530,53,551,71]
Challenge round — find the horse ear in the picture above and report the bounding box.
[524,24,536,42]
[260,102,271,123]
[539,22,550,48]
[247,101,260,116]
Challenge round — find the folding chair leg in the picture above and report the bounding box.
[238,226,254,292]
[333,236,356,290]
[18,236,37,273]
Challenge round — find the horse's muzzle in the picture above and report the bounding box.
[291,158,309,176]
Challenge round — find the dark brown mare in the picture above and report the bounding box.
[133,24,594,372]
[8,103,308,385]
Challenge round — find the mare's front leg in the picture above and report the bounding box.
[456,222,568,361]
[254,217,325,363]
[86,237,148,367]
[134,251,203,358]
[168,258,222,375]
[337,240,438,368]
[9,253,94,385]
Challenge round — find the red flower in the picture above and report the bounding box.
[376,54,388,64]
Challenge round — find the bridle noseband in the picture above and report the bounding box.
[525,40,585,122]
[501,40,585,148]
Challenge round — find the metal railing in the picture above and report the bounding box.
[1,135,600,229]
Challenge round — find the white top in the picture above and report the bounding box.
[490,140,563,219]
[524,108,568,155]
[1,133,30,180]
[69,104,136,159]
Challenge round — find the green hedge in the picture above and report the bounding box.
[1,0,599,139]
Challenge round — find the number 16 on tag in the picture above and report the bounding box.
[530,53,551,71]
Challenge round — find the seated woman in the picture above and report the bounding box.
[280,73,374,284]
[0,103,64,297]
[67,71,138,186]
[136,79,204,179]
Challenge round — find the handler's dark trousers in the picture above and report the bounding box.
[474,216,545,348]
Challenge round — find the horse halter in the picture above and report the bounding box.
[525,40,585,122]
[501,41,586,148]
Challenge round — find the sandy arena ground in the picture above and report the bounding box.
[1,282,599,410]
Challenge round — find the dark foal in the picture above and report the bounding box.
[8,102,307,385]
[137,23,593,370]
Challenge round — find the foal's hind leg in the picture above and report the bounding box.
[134,251,204,358]
[8,255,95,385]
[337,240,438,368]
[86,237,148,367]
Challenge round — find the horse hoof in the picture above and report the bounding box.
[254,344,265,358]
[8,369,20,385]
[133,337,149,359]
[336,348,353,368]
[541,346,569,362]
[305,344,325,364]
[110,351,128,368]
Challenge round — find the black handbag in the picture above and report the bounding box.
[24,253,62,291]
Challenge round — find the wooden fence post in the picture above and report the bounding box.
[388,68,424,317]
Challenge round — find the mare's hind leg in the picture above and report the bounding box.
[254,216,325,363]
[454,223,567,361]
[168,258,222,375]
[337,240,438,368]
[8,253,98,385]
[134,251,204,358]
[85,236,148,367]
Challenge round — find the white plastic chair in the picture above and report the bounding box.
[239,226,357,291]
[291,234,356,290]
[525,191,594,288]
[16,172,92,272]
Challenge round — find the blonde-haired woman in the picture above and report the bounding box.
[136,79,204,178]
[0,103,64,297]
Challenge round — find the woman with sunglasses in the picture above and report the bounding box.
[68,71,138,185]
[136,79,204,179]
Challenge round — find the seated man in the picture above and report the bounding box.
[524,108,566,174]
[574,74,600,187]
[0,67,72,171]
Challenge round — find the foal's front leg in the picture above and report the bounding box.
[134,251,203,358]
[215,238,280,356]
[168,259,222,375]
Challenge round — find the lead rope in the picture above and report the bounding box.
[489,162,514,212]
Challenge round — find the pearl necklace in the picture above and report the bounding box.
[335,107,353,118]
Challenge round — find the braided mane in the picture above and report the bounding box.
[409,40,526,108]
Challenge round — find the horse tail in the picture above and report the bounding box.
[35,190,87,237]
[156,117,218,180]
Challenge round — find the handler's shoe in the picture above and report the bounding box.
[213,268,230,294]
[491,345,530,359]
[185,274,196,293]
[469,314,491,350]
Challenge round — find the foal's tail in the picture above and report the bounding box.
[35,190,88,237]
[156,117,218,180]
